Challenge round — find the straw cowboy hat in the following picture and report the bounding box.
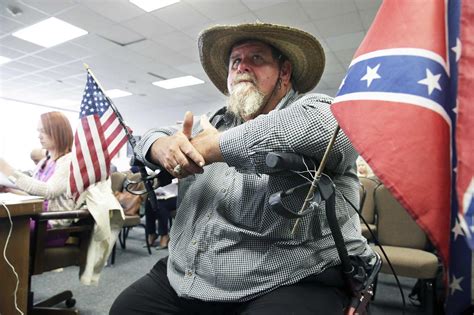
[198,23,325,95]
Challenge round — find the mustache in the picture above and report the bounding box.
[232,73,257,86]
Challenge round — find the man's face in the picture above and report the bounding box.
[226,41,282,120]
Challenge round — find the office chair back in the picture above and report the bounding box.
[29,209,94,314]
[372,184,440,314]
[374,184,427,249]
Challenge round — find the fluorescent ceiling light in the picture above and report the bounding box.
[0,56,12,65]
[12,17,87,48]
[130,0,180,12]
[153,76,204,89]
[106,89,133,99]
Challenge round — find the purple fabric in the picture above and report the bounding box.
[30,158,68,247]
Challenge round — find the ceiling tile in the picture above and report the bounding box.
[48,42,94,60]
[96,24,144,45]
[0,45,26,59]
[0,35,44,53]
[240,0,288,11]
[34,49,75,64]
[179,21,215,42]
[0,15,25,34]
[0,66,26,80]
[126,39,191,67]
[37,69,66,81]
[48,63,84,78]
[188,0,250,20]
[354,0,383,11]
[359,9,379,30]
[321,72,346,87]
[17,55,56,68]
[151,1,210,30]
[0,2,49,26]
[153,31,194,51]
[175,62,205,76]
[299,0,357,20]
[82,0,144,23]
[123,13,176,39]
[56,4,115,33]
[2,60,40,73]
[71,34,119,53]
[19,0,78,15]
[334,49,356,69]
[313,12,364,38]
[323,51,346,75]
[213,12,258,25]
[253,2,309,26]
[325,31,365,52]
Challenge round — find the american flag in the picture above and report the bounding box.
[69,71,129,200]
[331,0,472,313]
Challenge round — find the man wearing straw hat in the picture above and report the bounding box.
[111,23,375,314]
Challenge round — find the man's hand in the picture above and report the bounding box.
[149,112,205,178]
[190,115,223,164]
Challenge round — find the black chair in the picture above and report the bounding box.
[29,209,94,315]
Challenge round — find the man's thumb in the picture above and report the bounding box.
[182,111,193,138]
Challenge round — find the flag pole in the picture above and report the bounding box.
[291,125,341,234]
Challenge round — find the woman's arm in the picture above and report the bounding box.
[11,154,71,199]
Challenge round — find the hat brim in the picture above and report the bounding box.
[198,23,325,95]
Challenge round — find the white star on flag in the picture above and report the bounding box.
[452,219,465,241]
[453,99,458,114]
[451,37,462,62]
[418,68,442,95]
[360,64,381,87]
[449,275,464,295]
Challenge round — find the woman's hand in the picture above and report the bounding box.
[0,158,14,177]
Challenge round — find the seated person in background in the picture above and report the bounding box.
[22,148,47,176]
[0,111,75,246]
[356,156,374,178]
[30,148,46,165]
[145,179,177,249]
[110,23,375,314]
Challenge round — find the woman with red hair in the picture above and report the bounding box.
[0,111,75,246]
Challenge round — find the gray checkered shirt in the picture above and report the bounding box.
[135,89,374,302]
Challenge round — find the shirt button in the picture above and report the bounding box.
[221,188,227,193]
[186,271,193,277]
[192,240,197,245]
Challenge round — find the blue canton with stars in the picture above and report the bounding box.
[337,55,449,116]
[80,73,110,119]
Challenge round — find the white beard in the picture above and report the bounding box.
[227,81,265,121]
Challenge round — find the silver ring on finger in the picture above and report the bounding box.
[173,164,183,176]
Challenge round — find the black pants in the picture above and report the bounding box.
[109,257,349,315]
[145,197,177,236]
